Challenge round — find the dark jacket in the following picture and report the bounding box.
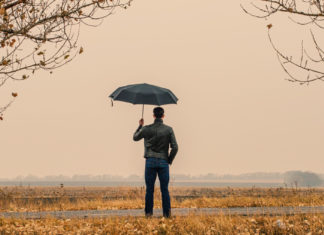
[133,118,178,164]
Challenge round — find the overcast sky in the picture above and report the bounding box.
[1,0,324,178]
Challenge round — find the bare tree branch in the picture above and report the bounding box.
[0,0,132,120]
[243,0,324,84]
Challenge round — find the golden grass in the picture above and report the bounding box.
[1,187,324,234]
[1,186,324,212]
[0,214,324,234]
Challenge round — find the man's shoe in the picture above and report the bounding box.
[145,213,153,218]
[163,212,171,218]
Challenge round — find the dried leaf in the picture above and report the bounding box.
[0,8,5,16]
[12,92,18,97]
[9,39,16,47]
[267,24,273,29]
[79,47,84,54]
[64,55,70,59]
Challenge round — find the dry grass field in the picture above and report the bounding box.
[0,186,324,212]
[1,186,324,234]
[0,214,324,234]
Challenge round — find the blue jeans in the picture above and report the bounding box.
[145,157,171,217]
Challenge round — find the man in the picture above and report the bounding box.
[133,107,178,218]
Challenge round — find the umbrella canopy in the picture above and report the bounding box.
[109,83,178,118]
[109,83,178,106]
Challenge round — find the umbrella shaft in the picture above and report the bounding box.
[142,104,144,119]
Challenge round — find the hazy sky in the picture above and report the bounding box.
[1,0,324,178]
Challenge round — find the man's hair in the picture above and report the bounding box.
[153,107,164,118]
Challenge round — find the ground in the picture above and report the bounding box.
[0,186,324,234]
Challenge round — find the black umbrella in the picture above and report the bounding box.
[109,83,178,118]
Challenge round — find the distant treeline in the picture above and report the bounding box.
[284,171,323,187]
[172,172,284,181]
[1,171,323,186]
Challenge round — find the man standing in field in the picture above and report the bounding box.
[133,107,178,218]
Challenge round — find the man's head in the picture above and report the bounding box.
[153,107,164,119]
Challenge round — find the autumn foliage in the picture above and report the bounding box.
[0,0,131,119]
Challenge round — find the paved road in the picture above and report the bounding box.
[1,206,324,219]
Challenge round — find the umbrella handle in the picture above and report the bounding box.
[142,104,144,119]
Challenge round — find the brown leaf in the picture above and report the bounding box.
[37,52,44,55]
[0,8,5,16]
[40,61,46,66]
[267,24,273,29]
[0,117,3,121]
[12,92,18,97]
[64,55,70,59]
[9,39,16,47]
[79,47,84,54]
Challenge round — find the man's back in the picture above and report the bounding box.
[133,118,178,164]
